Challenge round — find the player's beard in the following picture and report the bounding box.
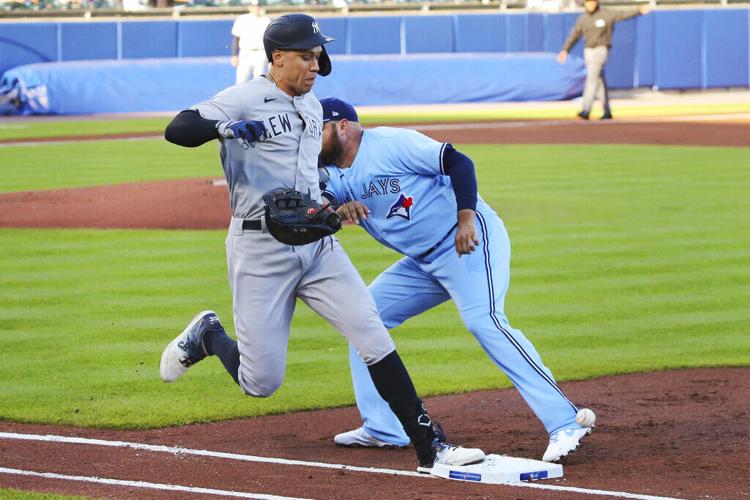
[320,128,344,166]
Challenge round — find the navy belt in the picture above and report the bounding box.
[417,223,458,260]
[242,219,262,231]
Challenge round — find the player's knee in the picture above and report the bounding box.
[239,373,283,398]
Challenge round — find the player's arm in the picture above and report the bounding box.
[318,165,367,224]
[165,110,221,148]
[165,109,266,148]
[558,18,583,63]
[443,145,479,256]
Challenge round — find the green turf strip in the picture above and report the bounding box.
[0,140,218,193]
[0,118,171,141]
[0,490,89,500]
[1,101,749,141]
[0,144,748,428]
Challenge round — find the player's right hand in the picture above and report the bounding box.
[217,120,268,147]
[556,50,568,64]
[336,201,370,225]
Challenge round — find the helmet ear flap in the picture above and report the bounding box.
[318,46,331,77]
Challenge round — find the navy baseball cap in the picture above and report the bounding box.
[321,97,359,123]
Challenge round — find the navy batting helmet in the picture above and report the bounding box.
[263,14,334,77]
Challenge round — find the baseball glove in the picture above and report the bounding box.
[263,188,342,246]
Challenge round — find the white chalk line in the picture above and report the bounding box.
[0,466,307,500]
[0,432,681,500]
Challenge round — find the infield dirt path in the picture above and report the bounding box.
[0,118,748,499]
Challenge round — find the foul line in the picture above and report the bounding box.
[0,466,308,500]
[0,432,681,500]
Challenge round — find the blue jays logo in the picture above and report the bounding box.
[387,193,414,220]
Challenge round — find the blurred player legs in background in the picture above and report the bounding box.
[230,0,271,85]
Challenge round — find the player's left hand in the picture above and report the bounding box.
[336,201,370,225]
[455,209,479,256]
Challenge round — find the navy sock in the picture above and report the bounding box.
[204,330,240,385]
[367,350,436,465]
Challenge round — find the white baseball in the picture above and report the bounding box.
[576,408,596,427]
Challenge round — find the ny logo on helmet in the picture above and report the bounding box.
[311,21,321,34]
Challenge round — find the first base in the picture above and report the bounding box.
[431,454,563,484]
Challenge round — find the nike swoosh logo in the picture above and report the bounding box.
[264,97,276,103]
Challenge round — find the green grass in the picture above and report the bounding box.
[0,118,171,141]
[2,100,749,141]
[1,141,748,428]
[0,490,89,500]
[0,140,218,192]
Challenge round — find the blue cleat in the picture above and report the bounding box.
[160,310,223,383]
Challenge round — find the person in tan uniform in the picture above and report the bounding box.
[558,0,651,120]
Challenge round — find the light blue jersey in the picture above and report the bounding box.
[322,127,583,447]
[323,127,458,259]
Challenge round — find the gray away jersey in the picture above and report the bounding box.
[192,77,324,219]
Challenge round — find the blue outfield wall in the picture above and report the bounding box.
[0,8,749,108]
[0,53,585,114]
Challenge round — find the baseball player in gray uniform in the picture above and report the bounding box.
[158,13,483,474]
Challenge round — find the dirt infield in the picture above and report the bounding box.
[2,119,749,230]
[1,118,748,499]
[1,368,747,499]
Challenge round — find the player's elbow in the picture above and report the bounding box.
[164,110,214,148]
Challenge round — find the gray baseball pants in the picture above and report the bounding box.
[582,46,611,115]
[225,217,396,397]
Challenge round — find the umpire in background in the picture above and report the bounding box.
[557,0,650,120]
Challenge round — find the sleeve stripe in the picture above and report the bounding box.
[439,142,447,175]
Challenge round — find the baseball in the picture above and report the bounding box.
[576,408,596,427]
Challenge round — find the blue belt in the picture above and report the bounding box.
[417,223,457,260]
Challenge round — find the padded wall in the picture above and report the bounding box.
[704,10,749,87]
[2,9,749,98]
[0,23,58,74]
[0,53,585,114]
[60,22,118,61]
[654,10,703,89]
[121,21,178,59]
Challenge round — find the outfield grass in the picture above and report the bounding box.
[1,139,748,429]
[0,490,88,500]
[2,100,750,141]
[0,140,217,193]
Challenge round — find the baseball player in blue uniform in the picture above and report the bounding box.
[317,97,596,463]
[157,14,483,473]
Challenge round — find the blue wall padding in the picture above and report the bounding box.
[2,8,750,110]
[318,17,349,55]
[121,21,178,59]
[455,14,506,52]
[635,13,654,87]
[0,53,584,114]
[527,14,545,52]
[178,20,232,57]
[60,22,118,61]
[0,23,58,74]
[606,18,636,88]
[654,10,703,89]
[404,15,454,53]
[704,10,749,87]
[349,16,401,55]
[507,14,527,52]
[0,57,234,114]
[314,53,585,106]
[543,14,566,53]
